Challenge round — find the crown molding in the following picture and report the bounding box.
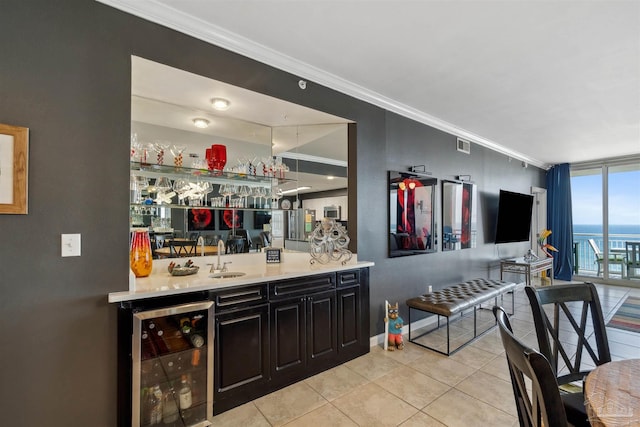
[97,0,548,169]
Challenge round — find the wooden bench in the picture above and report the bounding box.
[406,278,517,355]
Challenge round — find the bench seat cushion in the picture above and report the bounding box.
[406,278,515,317]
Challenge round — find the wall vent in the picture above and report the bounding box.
[457,138,471,154]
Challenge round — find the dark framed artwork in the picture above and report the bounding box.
[188,208,215,231]
[219,209,244,230]
[388,170,437,257]
[0,123,29,214]
[441,180,477,251]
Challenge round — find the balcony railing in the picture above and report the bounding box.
[573,233,640,280]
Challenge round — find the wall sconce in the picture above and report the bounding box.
[192,118,210,129]
[211,97,230,111]
[409,165,432,175]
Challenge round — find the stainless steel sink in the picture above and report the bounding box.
[209,272,246,279]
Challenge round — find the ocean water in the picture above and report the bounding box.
[574,224,640,236]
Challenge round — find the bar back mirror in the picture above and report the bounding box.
[441,180,478,251]
[131,56,351,257]
[388,171,437,257]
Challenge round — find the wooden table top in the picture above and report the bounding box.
[155,245,219,257]
[584,358,640,427]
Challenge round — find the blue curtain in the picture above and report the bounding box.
[546,163,574,280]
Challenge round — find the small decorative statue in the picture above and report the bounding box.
[384,302,404,351]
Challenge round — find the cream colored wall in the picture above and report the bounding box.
[302,196,348,221]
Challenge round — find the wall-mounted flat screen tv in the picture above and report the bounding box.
[495,190,534,243]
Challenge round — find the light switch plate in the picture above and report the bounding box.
[61,233,81,257]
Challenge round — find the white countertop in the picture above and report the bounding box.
[109,252,374,303]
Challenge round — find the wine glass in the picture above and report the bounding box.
[170,144,186,168]
[219,184,236,207]
[173,178,190,205]
[238,185,251,208]
[153,140,170,165]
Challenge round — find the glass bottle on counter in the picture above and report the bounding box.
[130,228,153,277]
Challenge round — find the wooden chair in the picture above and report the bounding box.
[151,234,170,259]
[225,236,245,254]
[525,283,611,427]
[587,238,625,276]
[625,241,640,279]
[169,240,197,257]
[233,229,252,252]
[492,306,569,427]
[256,231,271,250]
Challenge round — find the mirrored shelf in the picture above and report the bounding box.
[130,162,295,187]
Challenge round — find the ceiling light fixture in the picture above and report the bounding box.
[192,118,210,128]
[211,97,230,111]
[281,186,311,195]
[327,176,335,180]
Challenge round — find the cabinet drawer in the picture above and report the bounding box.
[270,274,335,299]
[214,285,267,312]
[337,270,360,288]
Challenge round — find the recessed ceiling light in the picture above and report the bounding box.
[281,186,311,195]
[211,98,230,111]
[327,176,335,180]
[192,118,210,128]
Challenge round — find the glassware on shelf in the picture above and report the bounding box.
[152,140,170,165]
[173,179,190,206]
[219,184,237,207]
[170,144,186,168]
[153,176,175,205]
[130,228,153,277]
[131,133,140,161]
[238,185,251,208]
[210,144,227,175]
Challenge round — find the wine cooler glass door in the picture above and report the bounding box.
[132,301,214,427]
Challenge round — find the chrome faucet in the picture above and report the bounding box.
[210,240,230,273]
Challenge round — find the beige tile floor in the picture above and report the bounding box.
[211,281,640,427]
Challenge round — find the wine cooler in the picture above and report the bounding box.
[132,301,214,427]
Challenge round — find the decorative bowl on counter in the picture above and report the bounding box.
[168,260,199,276]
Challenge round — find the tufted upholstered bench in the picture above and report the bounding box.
[406,278,517,355]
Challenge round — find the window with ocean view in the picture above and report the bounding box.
[571,162,640,282]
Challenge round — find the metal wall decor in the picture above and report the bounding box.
[309,218,352,265]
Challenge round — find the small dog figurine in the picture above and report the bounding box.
[385,302,404,351]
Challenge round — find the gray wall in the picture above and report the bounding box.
[0,1,544,425]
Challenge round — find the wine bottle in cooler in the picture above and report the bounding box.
[147,384,163,425]
[162,387,179,425]
[178,374,192,410]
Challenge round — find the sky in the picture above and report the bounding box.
[571,169,640,225]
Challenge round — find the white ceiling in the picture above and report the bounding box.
[102,0,640,169]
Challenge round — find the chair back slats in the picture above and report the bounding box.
[526,283,611,385]
[169,240,197,257]
[493,307,569,427]
[627,241,640,278]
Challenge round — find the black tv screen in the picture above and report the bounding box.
[495,190,534,243]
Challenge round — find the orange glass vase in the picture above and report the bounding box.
[130,229,153,277]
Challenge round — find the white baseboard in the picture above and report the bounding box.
[369,313,439,347]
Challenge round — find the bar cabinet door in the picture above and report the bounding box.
[132,301,214,427]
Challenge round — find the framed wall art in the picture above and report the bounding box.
[0,124,29,214]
